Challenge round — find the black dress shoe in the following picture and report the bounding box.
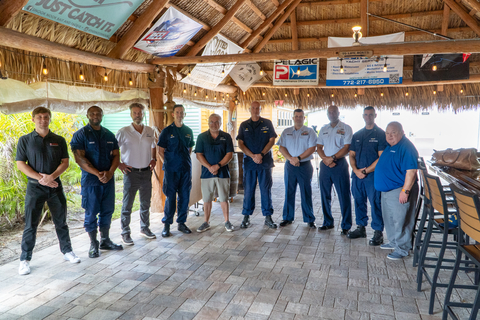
[318,225,334,231]
[99,228,123,250]
[178,223,192,234]
[89,240,100,258]
[347,226,366,239]
[308,222,316,228]
[264,215,277,229]
[162,224,171,237]
[279,220,293,227]
[340,229,350,236]
[369,230,384,246]
[240,216,250,228]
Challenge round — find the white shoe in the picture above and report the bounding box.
[19,260,30,275]
[64,251,81,264]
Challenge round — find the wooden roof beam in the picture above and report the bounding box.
[201,0,256,33]
[297,0,382,7]
[360,0,368,36]
[444,0,480,36]
[291,9,299,51]
[0,0,29,26]
[246,0,266,20]
[253,0,303,53]
[149,39,480,64]
[442,4,450,36]
[463,0,480,14]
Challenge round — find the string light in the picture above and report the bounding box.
[340,59,344,73]
[432,63,437,71]
[260,69,264,76]
[354,93,358,98]
[103,68,108,82]
[214,95,217,100]
[187,68,191,77]
[79,70,84,81]
[296,67,300,75]
[129,77,133,86]
[285,93,288,97]
[194,91,197,96]
[307,93,310,97]
[380,92,384,97]
[433,90,437,95]
[221,64,225,77]
[205,94,208,99]
[183,86,187,94]
[331,93,334,98]
[42,56,48,75]
[226,93,229,97]
[405,92,409,96]
[383,57,388,72]
[460,88,464,93]
[262,92,265,96]
[243,91,246,95]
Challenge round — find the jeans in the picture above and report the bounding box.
[121,170,152,235]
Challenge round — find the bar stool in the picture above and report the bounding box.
[417,172,459,314]
[443,184,480,320]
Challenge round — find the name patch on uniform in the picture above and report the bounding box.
[286,133,293,136]
[323,132,329,135]
[107,141,114,144]
[49,143,59,146]
[220,137,226,140]
[337,129,345,135]
[369,138,378,143]
[261,126,269,131]
[390,150,396,153]
[89,141,95,144]
[146,134,152,138]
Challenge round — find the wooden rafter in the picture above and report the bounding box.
[167,3,210,31]
[442,4,450,36]
[291,10,299,51]
[443,0,480,36]
[463,0,480,14]
[360,0,368,35]
[201,0,254,33]
[0,0,29,26]
[149,39,480,64]
[246,0,266,20]
[297,0,382,7]
[252,0,303,53]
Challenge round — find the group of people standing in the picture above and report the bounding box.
[15,100,418,275]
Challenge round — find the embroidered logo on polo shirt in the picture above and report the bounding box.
[89,141,95,144]
[369,138,378,143]
[390,150,396,153]
[261,126,269,131]
[245,128,249,131]
[107,141,113,144]
[220,137,226,140]
[170,134,175,138]
[49,143,59,146]
[301,131,309,136]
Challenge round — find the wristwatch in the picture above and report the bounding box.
[297,156,302,161]
[331,155,337,161]
[260,152,265,157]
[402,188,410,194]
[361,169,367,175]
[217,163,222,167]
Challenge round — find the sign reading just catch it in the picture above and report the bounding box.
[23,0,145,39]
[273,59,319,86]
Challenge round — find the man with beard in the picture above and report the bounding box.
[116,103,157,245]
[71,106,123,258]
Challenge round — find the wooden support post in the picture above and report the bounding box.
[228,100,237,143]
[0,0,29,26]
[360,0,368,36]
[442,4,450,36]
[443,0,480,37]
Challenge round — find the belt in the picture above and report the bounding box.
[130,166,150,172]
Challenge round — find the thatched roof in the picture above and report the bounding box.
[1,0,480,110]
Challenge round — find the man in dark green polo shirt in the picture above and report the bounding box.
[16,107,80,275]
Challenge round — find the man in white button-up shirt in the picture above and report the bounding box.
[317,105,353,235]
[116,103,157,245]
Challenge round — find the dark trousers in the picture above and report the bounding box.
[21,181,72,261]
[82,180,115,232]
[121,170,152,235]
[319,158,352,230]
[242,168,274,216]
[162,170,192,224]
[283,161,315,223]
[351,174,384,231]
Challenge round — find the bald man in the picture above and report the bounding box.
[317,105,353,235]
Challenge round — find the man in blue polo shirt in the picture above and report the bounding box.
[375,121,419,260]
[237,101,277,229]
[195,114,234,232]
[157,104,195,237]
[276,109,317,228]
[71,106,122,259]
[348,106,386,246]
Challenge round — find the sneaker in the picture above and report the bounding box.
[64,251,81,264]
[347,226,366,239]
[19,260,30,275]
[197,222,210,233]
[122,233,134,245]
[380,242,395,250]
[387,251,406,261]
[225,221,234,232]
[140,228,156,239]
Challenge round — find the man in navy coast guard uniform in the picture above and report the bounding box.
[276,109,317,228]
[157,104,195,237]
[348,106,386,245]
[316,105,353,235]
[237,101,278,229]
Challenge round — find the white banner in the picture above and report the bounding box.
[273,59,319,86]
[181,35,243,89]
[326,32,404,86]
[229,62,262,92]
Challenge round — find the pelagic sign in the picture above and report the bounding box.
[273,59,319,86]
[23,0,145,39]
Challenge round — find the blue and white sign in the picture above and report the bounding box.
[326,32,404,87]
[23,0,145,39]
[273,59,319,86]
[134,7,202,57]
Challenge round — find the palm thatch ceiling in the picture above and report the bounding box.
[1,0,480,110]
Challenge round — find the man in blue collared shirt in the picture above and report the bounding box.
[317,105,353,235]
[348,106,387,245]
[237,101,278,229]
[157,104,195,237]
[71,106,122,258]
[277,109,317,228]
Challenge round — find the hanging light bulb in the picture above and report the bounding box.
[354,93,358,98]
[243,91,246,95]
[42,57,48,75]
[307,93,310,97]
[296,67,301,75]
[205,94,208,99]
[226,93,229,97]
[331,93,334,98]
[79,70,85,81]
[433,90,437,95]
[194,91,197,97]
[187,68,191,77]
[214,95,217,100]
[340,59,344,73]
[262,92,265,96]
[103,68,108,82]
[260,69,264,76]
[383,57,388,72]
[221,64,225,77]
[183,86,187,94]
[432,63,437,71]
[129,77,133,86]
[285,93,288,97]
[405,92,409,96]
[460,88,464,93]
[380,92,384,97]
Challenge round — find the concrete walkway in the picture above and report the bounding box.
[0,164,464,319]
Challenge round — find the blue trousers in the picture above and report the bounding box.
[351,174,384,231]
[82,180,115,233]
[242,168,273,216]
[283,161,315,223]
[162,170,191,224]
[319,158,352,230]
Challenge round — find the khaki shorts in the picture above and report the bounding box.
[201,178,230,202]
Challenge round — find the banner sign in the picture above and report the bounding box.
[23,0,144,39]
[326,32,404,86]
[181,34,243,90]
[273,59,319,85]
[413,54,469,82]
[229,62,263,92]
[134,7,202,57]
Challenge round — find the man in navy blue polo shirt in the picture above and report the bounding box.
[375,121,419,260]
[195,114,234,232]
[348,106,387,246]
[71,106,122,258]
[157,104,195,237]
[237,101,278,229]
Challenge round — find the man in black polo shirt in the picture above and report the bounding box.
[195,114,234,232]
[16,107,80,275]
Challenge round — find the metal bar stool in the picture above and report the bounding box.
[412,159,428,267]
[443,184,480,320]
[417,172,461,314]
